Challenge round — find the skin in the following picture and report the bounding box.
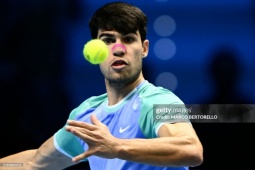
[66,29,203,166]
[98,30,148,105]
[0,29,203,169]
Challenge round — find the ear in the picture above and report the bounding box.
[142,40,149,58]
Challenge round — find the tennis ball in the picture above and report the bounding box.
[83,39,109,64]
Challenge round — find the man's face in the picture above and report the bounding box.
[97,29,149,86]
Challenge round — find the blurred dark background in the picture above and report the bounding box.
[1,0,255,169]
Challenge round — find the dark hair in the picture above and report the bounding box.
[89,2,147,42]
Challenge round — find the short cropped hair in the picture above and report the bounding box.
[89,2,148,42]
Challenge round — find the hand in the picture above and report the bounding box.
[65,114,119,162]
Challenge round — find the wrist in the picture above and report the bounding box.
[113,139,130,159]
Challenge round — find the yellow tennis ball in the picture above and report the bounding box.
[83,39,109,64]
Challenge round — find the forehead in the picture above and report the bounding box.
[97,29,140,38]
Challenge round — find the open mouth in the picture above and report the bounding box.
[111,60,127,66]
[111,59,127,70]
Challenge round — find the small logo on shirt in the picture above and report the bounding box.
[119,125,130,133]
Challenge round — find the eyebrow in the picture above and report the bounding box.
[98,33,114,39]
[98,32,139,39]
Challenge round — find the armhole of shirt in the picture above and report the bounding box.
[155,122,193,137]
[53,133,73,159]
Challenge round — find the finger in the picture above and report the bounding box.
[67,120,96,131]
[72,150,95,162]
[90,114,102,126]
[67,127,97,143]
[65,125,95,137]
[65,125,98,138]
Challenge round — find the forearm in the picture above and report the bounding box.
[0,150,36,170]
[115,136,203,167]
[0,137,75,170]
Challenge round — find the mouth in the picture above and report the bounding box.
[111,59,128,70]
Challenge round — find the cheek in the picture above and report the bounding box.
[133,50,143,61]
[99,62,107,72]
[100,55,111,66]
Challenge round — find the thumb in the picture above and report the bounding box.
[72,149,95,162]
[90,114,102,126]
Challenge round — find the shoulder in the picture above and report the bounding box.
[81,93,108,108]
[138,81,184,105]
[69,93,108,120]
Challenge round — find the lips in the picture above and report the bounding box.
[111,59,127,70]
[111,59,127,66]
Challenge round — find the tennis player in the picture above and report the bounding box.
[0,2,203,170]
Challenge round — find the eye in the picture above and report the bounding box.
[102,37,116,45]
[123,36,135,44]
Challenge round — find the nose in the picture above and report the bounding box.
[112,44,126,57]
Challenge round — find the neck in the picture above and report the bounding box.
[105,73,145,106]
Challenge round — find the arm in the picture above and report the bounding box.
[66,114,203,167]
[116,122,203,167]
[0,136,76,170]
